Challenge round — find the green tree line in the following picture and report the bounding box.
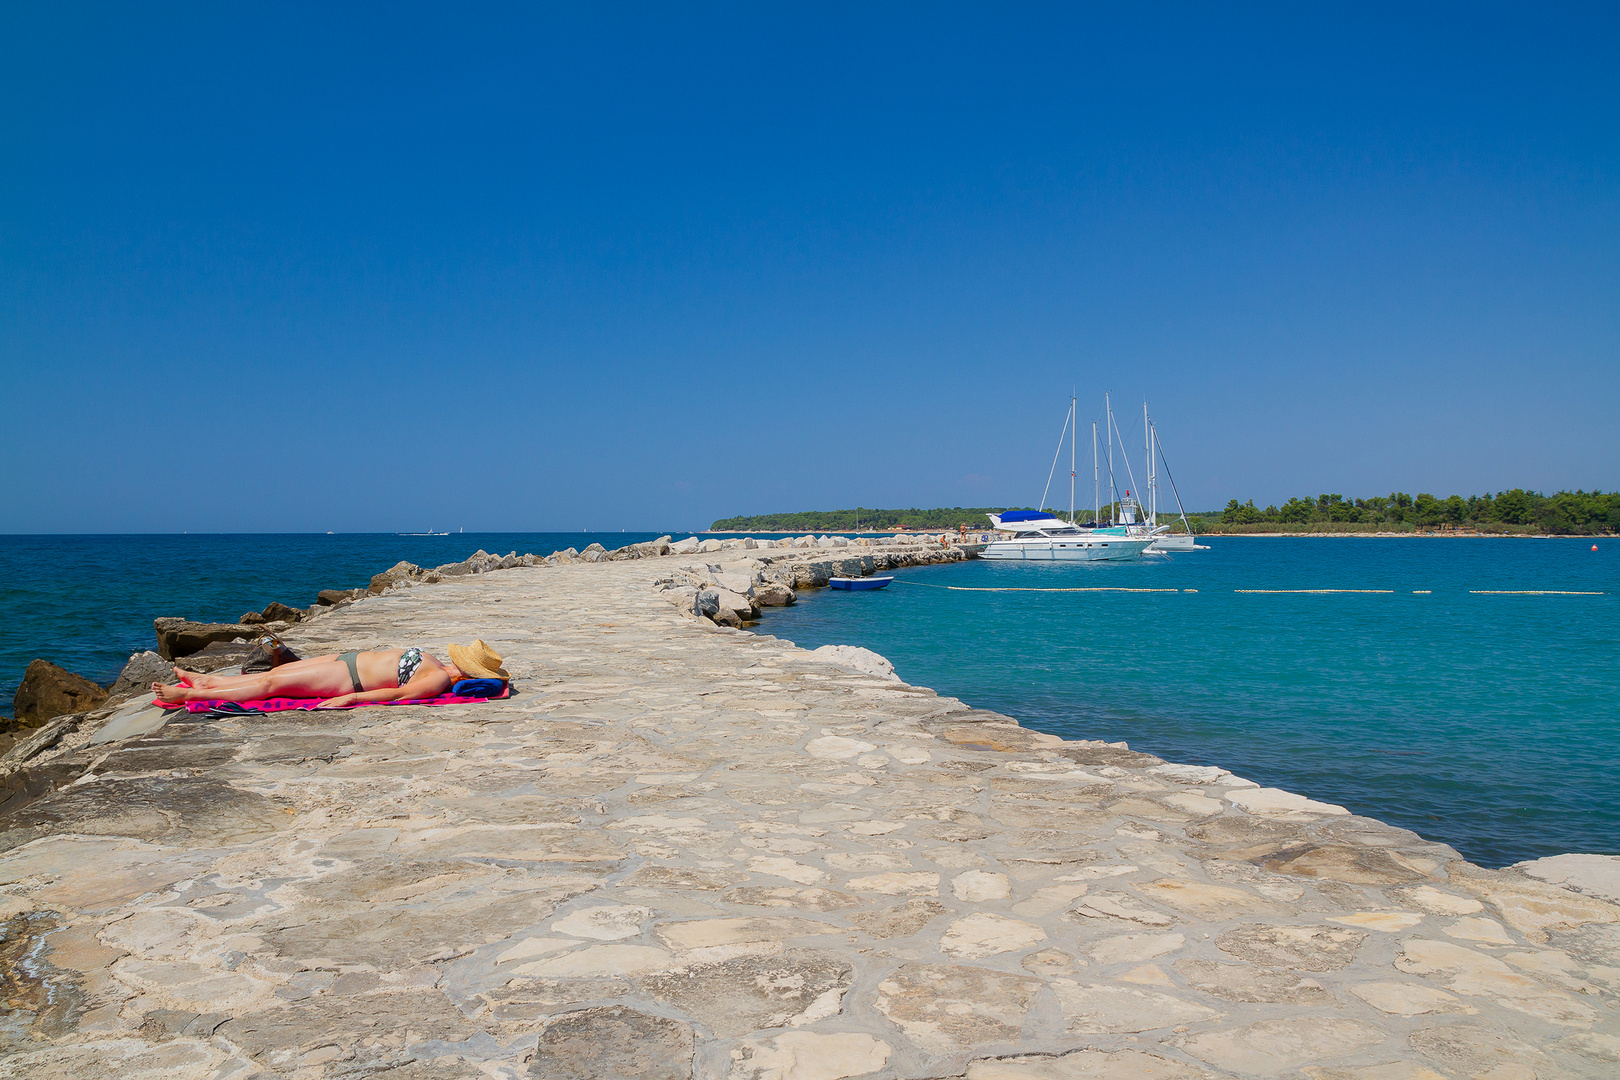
[1211,490,1619,534]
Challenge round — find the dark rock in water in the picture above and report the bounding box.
[12,660,108,727]
[106,651,172,705]
[369,560,424,594]
[260,601,303,623]
[316,588,360,606]
[153,618,261,661]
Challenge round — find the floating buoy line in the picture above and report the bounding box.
[1234,589,1393,594]
[886,581,1604,595]
[893,581,1180,593]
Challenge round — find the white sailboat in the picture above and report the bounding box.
[1132,401,1209,553]
[982,395,1155,562]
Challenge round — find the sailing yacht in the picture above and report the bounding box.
[981,395,1155,562]
[1126,400,1209,554]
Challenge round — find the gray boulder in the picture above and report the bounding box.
[809,644,899,680]
[106,651,173,705]
[437,549,503,576]
[669,537,702,555]
[369,560,424,594]
[753,583,795,607]
[661,585,698,616]
[579,543,609,563]
[712,587,757,623]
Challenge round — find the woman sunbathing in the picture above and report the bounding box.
[153,640,508,708]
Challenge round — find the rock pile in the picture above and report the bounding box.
[653,539,974,626]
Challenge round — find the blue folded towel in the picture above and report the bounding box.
[452,678,507,698]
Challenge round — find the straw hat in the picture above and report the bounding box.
[448,639,509,681]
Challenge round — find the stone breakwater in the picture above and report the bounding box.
[6,532,936,739]
[0,547,1617,1079]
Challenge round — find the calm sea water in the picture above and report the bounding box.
[750,537,1618,868]
[3,533,1613,867]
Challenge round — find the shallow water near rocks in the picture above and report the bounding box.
[753,536,1619,868]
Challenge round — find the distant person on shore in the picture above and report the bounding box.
[153,640,509,707]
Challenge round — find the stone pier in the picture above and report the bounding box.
[1,550,1616,1079]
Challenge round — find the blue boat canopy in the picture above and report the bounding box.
[998,510,1061,522]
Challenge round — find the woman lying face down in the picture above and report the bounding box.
[153,640,508,708]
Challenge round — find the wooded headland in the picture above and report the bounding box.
[714,489,1619,535]
[1204,489,1618,535]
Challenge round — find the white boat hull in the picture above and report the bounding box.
[980,537,1155,562]
[1144,534,1209,553]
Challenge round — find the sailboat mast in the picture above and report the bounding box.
[1106,392,1114,524]
[1069,393,1076,524]
[1144,401,1154,525]
[1092,421,1099,524]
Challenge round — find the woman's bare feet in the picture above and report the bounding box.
[153,681,189,704]
[173,666,217,689]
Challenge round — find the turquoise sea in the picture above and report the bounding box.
[751,537,1618,869]
[1,533,1613,868]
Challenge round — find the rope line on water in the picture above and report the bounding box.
[1235,589,1394,594]
[1470,590,1605,596]
[888,582,1604,596]
[891,580,1182,593]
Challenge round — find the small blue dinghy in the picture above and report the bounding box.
[828,576,893,590]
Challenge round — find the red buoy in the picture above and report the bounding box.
[1594,545,1600,551]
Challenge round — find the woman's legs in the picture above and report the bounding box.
[176,654,339,690]
[155,660,353,704]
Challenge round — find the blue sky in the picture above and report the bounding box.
[2,3,1615,533]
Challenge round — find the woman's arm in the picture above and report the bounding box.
[316,668,453,709]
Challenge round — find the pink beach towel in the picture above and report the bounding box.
[158,684,512,714]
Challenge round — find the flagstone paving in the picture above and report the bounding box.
[1,551,1617,1079]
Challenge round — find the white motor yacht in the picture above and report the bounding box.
[981,511,1155,562]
